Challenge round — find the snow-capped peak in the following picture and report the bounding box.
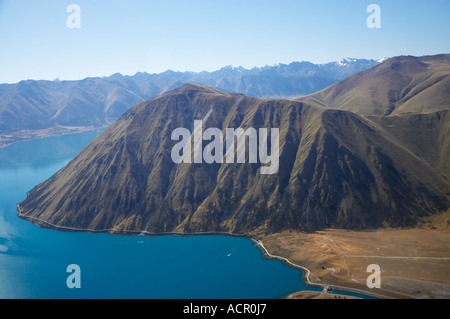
[337,57,358,66]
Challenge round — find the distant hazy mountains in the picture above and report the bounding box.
[0,58,379,147]
[18,54,450,234]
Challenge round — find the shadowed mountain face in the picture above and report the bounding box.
[18,81,450,235]
[297,54,450,116]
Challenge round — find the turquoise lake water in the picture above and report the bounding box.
[0,130,372,299]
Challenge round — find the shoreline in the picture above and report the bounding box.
[17,209,388,299]
[251,238,390,299]
[0,126,107,149]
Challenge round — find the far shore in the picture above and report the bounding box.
[0,125,107,149]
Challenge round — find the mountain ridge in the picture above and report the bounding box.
[17,78,450,234]
[297,54,450,116]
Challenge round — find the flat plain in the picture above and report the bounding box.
[260,211,450,299]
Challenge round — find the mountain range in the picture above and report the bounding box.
[0,58,379,147]
[17,54,450,235]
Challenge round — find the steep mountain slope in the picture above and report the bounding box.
[298,54,450,116]
[366,110,450,179]
[17,84,450,234]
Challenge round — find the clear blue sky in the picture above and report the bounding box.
[0,0,449,83]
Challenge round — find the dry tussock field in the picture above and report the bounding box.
[260,211,450,299]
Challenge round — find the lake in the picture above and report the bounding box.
[0,130,368,299]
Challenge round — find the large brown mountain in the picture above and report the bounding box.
[297,54,450,116]
[17,57,450,234]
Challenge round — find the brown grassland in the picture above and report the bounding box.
[259,210,450,299]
